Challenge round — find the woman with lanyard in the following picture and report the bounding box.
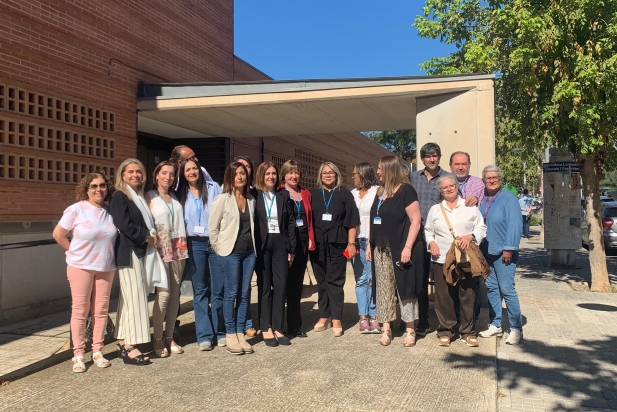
[146,161,189,357]
[177,158,223,351]
[280,160,315,338]
[477,165,524,345]
[367,156,423,347]
[253,162,296,346]
[310,162,360,337]
[351,162,380,334]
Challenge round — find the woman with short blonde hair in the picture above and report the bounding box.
[310,162,360,337]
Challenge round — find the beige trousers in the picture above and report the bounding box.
[152,259,185,340]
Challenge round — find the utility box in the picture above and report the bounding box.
[542,148,582,267]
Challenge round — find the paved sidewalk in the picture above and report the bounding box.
[497,228,617,411]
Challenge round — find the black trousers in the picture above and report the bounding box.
[286,240,309,331]
[259,233,289,332]
[309,242,347,321]
[433,262,476,338]
[418,243,431,327]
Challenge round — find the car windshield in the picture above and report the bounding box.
[604,207,617,217]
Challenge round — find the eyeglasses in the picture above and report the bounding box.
[423,154,440,159]
[352,172,358,176]
[88,184,107,190]
[321,171,336,176]
[484,176,501,182]
[440,184,457,191]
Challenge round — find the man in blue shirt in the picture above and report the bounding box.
[519,189,533,238]
[410,142,445,335]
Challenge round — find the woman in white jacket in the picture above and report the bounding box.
[209,161,256,355]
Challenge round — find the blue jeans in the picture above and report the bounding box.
[352,238,376,317]
[484,252,523,330]
[209,253,225,343]
[187,237,216,345]
[522,215,530,237]
[219,252,256,334]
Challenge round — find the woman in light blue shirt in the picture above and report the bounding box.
[177,158,222,351]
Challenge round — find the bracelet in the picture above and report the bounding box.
[404,245,412,250]
[348,242,356,246]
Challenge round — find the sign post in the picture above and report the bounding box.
[542,148,582,267]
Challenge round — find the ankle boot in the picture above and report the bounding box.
[236,333,254,354]
[225,333,244,355]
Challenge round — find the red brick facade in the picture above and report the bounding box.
[0,0,234,221]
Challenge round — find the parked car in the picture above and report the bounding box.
[581,201,617,251]
[531,199,543,213]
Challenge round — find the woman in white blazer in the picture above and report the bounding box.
[209,161,256,355]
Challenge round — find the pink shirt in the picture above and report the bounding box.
[59,201,117,271]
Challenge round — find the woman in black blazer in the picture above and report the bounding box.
[254,162,296,346]
[109,158,156,365]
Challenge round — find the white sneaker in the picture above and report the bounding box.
[217,338,226,347]
[506,329,523,345]
[479,325,503,338]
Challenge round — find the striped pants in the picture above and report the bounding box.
[115,252,150,345]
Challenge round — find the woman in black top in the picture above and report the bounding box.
[254,162,296,346]
[310,162,360,337]
[367,155,423,347]
[280,160,316,338]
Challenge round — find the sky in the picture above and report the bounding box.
[234,1,456,80]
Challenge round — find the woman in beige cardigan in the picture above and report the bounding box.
[208,161,256,355]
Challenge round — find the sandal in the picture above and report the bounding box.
[164,337,184,354]
[378,329,392,346]
[117,343,152,366]
[403,331,416,347]
[92,351,111,368]
[153,339,170,358]
[72,356,86,373]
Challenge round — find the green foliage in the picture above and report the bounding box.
[601,170,617,190]
[414,0,617,172]
[365,130,416,162]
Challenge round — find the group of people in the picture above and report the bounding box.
[53,142,524,374]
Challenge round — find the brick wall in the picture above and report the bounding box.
[0,0,234,221]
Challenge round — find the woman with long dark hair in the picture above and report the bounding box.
[177,158,223,351]
[253,162,296,346]
[209,162,257,355]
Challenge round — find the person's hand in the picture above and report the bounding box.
[346,243,356,259]
[366,244,372,262]
[400,245,412,263]
[288,253,295,266]
[429,241,440,258]
[465,196,479,207]
[146,236,156,247]
[502,250,513,265]
[457,234,473,250]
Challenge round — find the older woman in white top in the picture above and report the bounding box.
[424,173,486,348]
[146,161,188,357]
[351,162,380,334]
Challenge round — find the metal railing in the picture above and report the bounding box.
[0,239,59,251]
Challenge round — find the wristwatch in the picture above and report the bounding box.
[471,233,477,243]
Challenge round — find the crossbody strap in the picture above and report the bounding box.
[439,203,457,240]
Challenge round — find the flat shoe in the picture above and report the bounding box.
[438,335,451,347]
[332,327,343,337]
[378,329,392,346]
[276,335,291,345]
[314,320,331,332]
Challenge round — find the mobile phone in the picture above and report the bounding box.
[343,249,360,259]
[396,261,412,270]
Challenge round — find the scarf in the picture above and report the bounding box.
[126,185,168,293]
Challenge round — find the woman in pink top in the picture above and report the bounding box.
[52,172,117,373]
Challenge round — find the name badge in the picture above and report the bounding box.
[194,225,206,234]
[322,213,332,221]
[373,217,382,225]
[295,219,304,227]
[171,231,180,239]
[269,225,280,234]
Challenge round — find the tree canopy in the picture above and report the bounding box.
[415,0,617,291]
[365,130,416,162]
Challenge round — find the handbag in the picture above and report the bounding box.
[440,203,472,273]
[84,315,115,342]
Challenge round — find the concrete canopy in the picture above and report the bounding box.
[136,74,496,176]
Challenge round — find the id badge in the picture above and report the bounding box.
[171,231,180,239]
[269,224,281,234]
[373,217,382,225]
[193,225,206,234]
[322,213,332,221]
[295,219,304,227]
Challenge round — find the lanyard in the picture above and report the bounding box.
[322,187,335,213]
[263,192,276,220]
[159,193,175,224]
[286,187,302,215]
[193,194,203,225]
[376,192,386,216]
[482,188,502,218]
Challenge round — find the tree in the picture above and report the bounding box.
[365,130,416,162]
[600,170,617,191]
[415,0,617,291]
